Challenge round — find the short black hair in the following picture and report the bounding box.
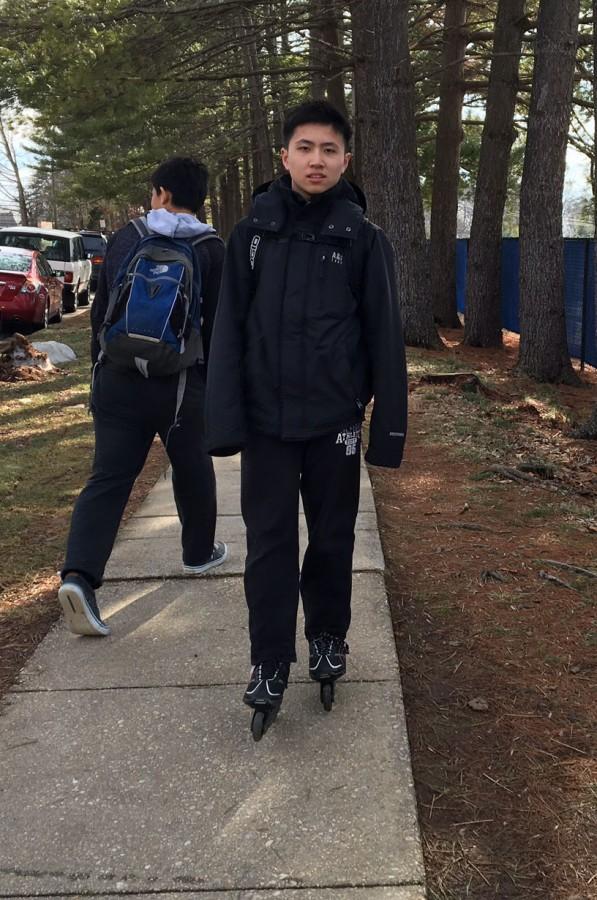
[282,100,352,149]
[150,156,208,213]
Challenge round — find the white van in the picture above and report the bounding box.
[0,226,92,312]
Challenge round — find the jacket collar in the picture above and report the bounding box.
[249,175,365,240]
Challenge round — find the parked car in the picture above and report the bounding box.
[79,230,108,292]
[0,226,92,312]
[0,246,63,331]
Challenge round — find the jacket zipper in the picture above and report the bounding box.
[301,241,316,430]
[277,235,292,437]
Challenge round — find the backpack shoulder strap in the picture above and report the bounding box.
[190,232,225,249]
[131,216,150,238]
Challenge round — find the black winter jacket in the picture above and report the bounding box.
[205,175,408,467]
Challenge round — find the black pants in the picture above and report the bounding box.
[62,363,216,588]
[241,426,361,664]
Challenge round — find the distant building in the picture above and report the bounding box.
[0,210,17,228]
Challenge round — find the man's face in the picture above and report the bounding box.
[281,123,351,199]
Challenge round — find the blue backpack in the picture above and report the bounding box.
[99,217,222,377]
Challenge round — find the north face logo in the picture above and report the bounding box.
[331,251,343,265]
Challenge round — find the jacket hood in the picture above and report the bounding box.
[146,208,215,239]
[252,174,367,214]
[249,174,367,238]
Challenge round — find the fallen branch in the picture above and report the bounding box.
[482,465,535,483]
[441,522,513,534]
[539,570,577,591]
[536,559,597,579]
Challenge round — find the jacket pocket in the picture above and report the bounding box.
[317,249,355,317]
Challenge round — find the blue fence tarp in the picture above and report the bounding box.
[456,238,597,368]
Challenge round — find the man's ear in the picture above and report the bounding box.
[342,152,352,174]
[281,147,290,171]
[156,186,173,208]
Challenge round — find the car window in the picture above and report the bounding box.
[37,256,52,277]
[0,251,31,273]
[0,232,70,262]
[81,235,107,253]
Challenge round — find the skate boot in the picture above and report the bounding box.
[243,660,290,742]
[308,633,349,711]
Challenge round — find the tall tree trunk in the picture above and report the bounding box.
[310,0,327,98]
[209,182,221,233]
[517,0,580,383]
[0,115,29,225]
[354,0,441,349]
[576,0,597,435]
[241,10,274,185]
[266,6,285,152]
[351,0,370,186]
[311,1,349,117]
[430,0,469,327]
[464,0,526,347]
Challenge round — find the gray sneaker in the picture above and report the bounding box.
[183,541,228,575]
[58,573,110,636]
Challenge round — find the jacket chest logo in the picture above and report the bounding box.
[331,250,343,265]
[249,234,261,270]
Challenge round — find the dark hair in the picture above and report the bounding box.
[150,156,208,213]
[282,100,352,149]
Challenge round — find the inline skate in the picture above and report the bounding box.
[243,660,290,741]
[308,633,348,711]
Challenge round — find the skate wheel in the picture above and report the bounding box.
[251,710,266,742]
[321,681,334,712]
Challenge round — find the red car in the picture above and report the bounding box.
[0,246,63,331]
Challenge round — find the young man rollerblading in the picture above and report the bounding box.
[206,101,408,738]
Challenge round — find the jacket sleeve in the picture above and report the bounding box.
[198,237,225,365]
[90,225,138,365]
[204,222,252,456]
[90,243,111,365]
[360,226,408,468]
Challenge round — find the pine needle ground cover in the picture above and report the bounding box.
[369,330,597,900]
[0,312,167,695]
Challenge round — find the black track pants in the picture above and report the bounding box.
[241,426,361,664]
[62,363,216,588]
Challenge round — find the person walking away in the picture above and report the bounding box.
[59,156,227,637]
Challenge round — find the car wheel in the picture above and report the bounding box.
[42,300,50,330]
[64,287,77,313]
[79,286,90,306]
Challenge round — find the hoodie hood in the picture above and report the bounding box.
[146,208,215,239]
[252,174,367,214]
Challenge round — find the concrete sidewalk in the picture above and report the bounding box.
[1,456,426,899]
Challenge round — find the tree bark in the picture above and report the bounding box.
[517,0,580,383]
[241,9,274,186]
[464,0,526,347]
[350,0,371,185]
[310,0,327,98]
[209,182,221,233]
[354,0,441,349]
[310,0,349,117]
[577,0,597,432]
[430,0,469,327]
